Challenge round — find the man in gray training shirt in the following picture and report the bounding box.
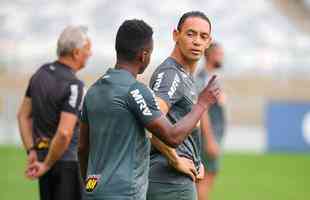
[78,19,219,200]
[147,11,214,200]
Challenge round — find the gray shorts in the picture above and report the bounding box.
[202,120,225,173]
[202,152,221,173]
[147,181,197,200]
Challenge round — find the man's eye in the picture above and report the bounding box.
[187,32,193,37]
[201,35,207,40]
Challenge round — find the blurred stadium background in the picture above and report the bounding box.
[0,0,309,199]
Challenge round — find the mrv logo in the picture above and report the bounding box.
[130,89,152,116]
[153,72,164,91]
[168,74,180,98]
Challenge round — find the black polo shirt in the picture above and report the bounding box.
[25,61,85,161]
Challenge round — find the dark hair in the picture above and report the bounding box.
[205,42,221,56]
[115,19,153,61]
[177,11,211,31]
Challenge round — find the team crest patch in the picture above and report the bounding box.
[85,175,101,192]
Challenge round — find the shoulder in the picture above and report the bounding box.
[60,68,84,89]
[128,81,157,102]
[32,62,54,76]
[150,59,180,86]
[28,62,57,85]
[155,58,180,74]
[69,78,84,87]
[129,81,152,95]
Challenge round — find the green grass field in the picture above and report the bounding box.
[1,146,309,200]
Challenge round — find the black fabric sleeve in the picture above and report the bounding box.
[25,76,33,97]
[61,80,85,116]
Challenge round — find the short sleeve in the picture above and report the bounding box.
[61,80,85,116]
[25,76,33,97]
[150,68,183,106]
[128,82,162,126]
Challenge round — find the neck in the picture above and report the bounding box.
[115,60,140,78]
[170,46,197,75]
[57,57,80,73]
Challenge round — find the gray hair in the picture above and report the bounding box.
[57,25,89,57]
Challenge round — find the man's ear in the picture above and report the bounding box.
[137,50,146,63]
[173,29,179,43]
[206,36,213,49]
[72,48,80,60]
[141,50,149,63]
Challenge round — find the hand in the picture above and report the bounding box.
[198,75,221,109]
[24,150,38,179]
[218,93,226,106]
[196,163,205,180]
[169,156,197,182]
[27,150,37,165]
[205,140,220,160]
[26,161,50,180]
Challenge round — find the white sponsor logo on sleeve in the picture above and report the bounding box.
[130,89,152,116]
[49,65,55,71]
[149,88,160,110]
[168,74,180,98]
[79,87,87,110]
[69,84,78,108]
[153,72,164,91]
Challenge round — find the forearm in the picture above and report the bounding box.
[18,117,33,150]
[43,131,71,168]
[151,135,179,165]
[168,104,206,145]
[167,74,219,146]
[201,111,216,144]
[17,97,34,151]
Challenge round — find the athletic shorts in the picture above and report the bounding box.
[146,181,197,200]
[39,161,82,200]
[201,152,221,173]
[201,120,225,173]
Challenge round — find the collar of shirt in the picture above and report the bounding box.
[54,61,76,75]
[168,57,195,81]
[107,67,136,78]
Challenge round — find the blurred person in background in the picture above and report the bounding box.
[147,11,216,200]
[17,25,92,200]
[195,42,226,200]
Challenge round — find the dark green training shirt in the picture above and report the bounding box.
[149,57,202,185]
[81,68,162,200]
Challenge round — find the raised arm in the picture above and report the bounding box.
[146,75,219,147]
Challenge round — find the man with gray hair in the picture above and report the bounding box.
[17,25,92,200]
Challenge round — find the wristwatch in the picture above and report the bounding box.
[26,146,36,155]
